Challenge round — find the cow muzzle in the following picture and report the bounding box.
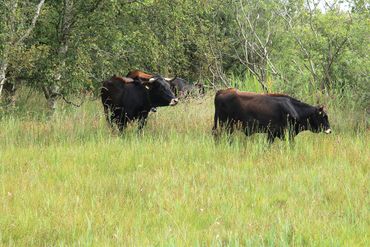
[169,98,179,106]
[324,128,332,134]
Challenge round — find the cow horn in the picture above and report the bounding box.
[164,77,176,81]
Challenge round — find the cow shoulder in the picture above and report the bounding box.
[276,97,300,119]
[277,96,317,120]
[214,88,240,112]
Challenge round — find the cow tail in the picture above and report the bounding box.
[213,110,218,130]
[213,91,222,132]
[212,99,219,136]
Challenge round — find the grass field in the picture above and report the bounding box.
[0,94,369,246]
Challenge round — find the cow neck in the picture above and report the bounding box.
[291,100,317,120]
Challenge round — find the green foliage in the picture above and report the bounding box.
[1,0,369,109]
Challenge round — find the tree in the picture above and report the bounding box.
[233,0,283,91]
[278,0,354,95]
[33,0,103,111]
[0,0,45,104]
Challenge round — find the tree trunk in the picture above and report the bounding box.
[0,62,8,99]
[0,0,45,106]
[43,0,74,113]
[46,93,58,112]
[42,84,60,112]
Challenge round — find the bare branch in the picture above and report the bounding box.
[59,93,86,107]
[235,0,280,92]
[306,0,319,40]
[0,63,9,98]
[279,9,318,81]
[15,0,45,45]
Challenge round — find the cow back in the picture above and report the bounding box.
[126,70,153,80]
[102,77,148,108]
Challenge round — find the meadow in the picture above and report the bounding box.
[0,92,369,246]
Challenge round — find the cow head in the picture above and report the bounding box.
[164,76,178,93]
[195,82,205,96]
[308,106,332,134]
[144,76,178,107]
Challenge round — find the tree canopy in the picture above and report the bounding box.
[0,0,368,111]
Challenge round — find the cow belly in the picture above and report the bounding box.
[241,112,286,133]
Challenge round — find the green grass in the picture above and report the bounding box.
[0,94,369,246]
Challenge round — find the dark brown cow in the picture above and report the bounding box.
[101,75,178,132]
[212,88,332,143]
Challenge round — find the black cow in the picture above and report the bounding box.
[101,75,178,132]
[165,77,205,98]
[212,88,332,143]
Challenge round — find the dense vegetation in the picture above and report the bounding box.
[0,0,369,111]
[0,0,369,245]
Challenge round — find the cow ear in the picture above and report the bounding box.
[317,105,326,114]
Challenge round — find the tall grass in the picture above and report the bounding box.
[0,90,369,246]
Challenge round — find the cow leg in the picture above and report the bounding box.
[221,120,235,144]
[110,113,118,128]
[275,128,295,144]
[137,112,149,132]
[287,130,296,145]
[226,124,235,144]
[103,104,109,123]
[117,118,128,133]
[103,104,115,129]
[103,105,120,130]
[243,123,254,137]
[224,122,234,135]
[115,110,128,133]
[267,131,277,144]
[213,121,234,144]
[276,130,285,140]
[212,113,219,137]
[110,108,120,127]
[213,110,235,143]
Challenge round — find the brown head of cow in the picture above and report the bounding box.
[306,105,332,134]
[145,76,179,107]
[126,70,178,106]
